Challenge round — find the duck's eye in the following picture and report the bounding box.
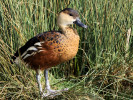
[69,14,73,16]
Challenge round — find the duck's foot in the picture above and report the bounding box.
[42,88,68,98]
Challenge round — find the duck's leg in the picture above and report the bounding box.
[36,70,43,95]
[44,69,51,91]
[42,69,68,98]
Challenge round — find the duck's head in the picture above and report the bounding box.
[57,8,87,29]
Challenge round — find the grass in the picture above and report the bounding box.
[0,0,133,99]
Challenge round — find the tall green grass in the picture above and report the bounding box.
[0,0,133,99]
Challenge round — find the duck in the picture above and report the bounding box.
[12,8,87,98]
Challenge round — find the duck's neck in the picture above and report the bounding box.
[58,24,68,33]
[59,25,78,37]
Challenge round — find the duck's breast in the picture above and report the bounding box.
[58,28,80,62]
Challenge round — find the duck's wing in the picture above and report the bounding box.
[12,31,62,62]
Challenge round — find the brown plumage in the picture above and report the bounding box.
[12,8,87,98]
[23,28,79,70]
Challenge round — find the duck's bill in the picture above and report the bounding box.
[74,18,87,28]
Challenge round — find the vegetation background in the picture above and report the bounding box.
[0,0,133,99]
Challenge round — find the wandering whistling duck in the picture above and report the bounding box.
[12,8,87,98]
